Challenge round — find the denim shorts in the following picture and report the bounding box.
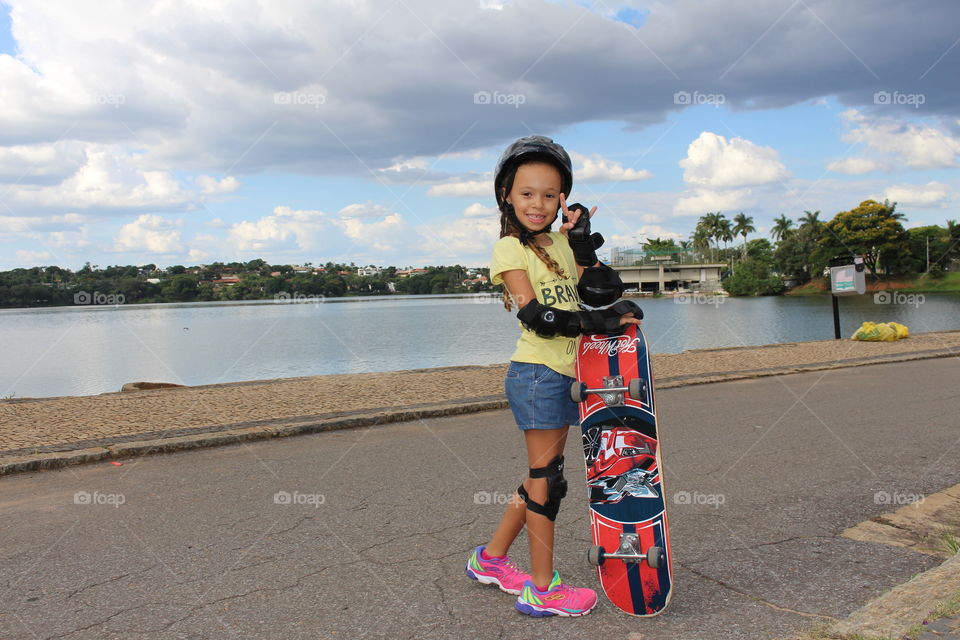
[504,361,581,430]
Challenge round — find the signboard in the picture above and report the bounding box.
[830,256,866,296]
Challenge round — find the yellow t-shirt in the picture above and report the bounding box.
[490,232,581,377]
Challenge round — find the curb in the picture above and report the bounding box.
[2,346,957,478]
[0,398,508,477]
[827,554,960,639]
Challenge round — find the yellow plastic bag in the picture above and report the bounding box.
[851,321,898,341]
[887,322,909,339]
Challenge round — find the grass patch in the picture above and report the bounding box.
[939,529,960,556]
[900,271,960,293]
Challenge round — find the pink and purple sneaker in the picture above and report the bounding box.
[465,545,532,595]
[515,571,597,617]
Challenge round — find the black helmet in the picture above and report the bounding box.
[494,135,573,208]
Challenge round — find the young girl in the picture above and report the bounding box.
[465,135,639,617]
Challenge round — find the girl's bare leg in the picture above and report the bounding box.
[485,427,569,565]
[522,427,569,587]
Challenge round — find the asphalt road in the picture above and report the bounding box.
[1,358,959,640]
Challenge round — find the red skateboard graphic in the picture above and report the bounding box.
[572,323,673,616]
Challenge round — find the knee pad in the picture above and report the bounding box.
[517,455,567,521]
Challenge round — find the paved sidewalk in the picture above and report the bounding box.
[2,330,959,476]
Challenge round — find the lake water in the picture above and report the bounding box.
[2,292,958,399]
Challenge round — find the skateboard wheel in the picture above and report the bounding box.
[628,378,645,400]
[587,545,606,566]
[646,546,665,569]
[570,381,587,403]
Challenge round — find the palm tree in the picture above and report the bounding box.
[700,212,727,261]
[799,210,821,229]
[771,214,794,242]
[690,226,711,262]
[732,212,756,260]
[719,219,734,259]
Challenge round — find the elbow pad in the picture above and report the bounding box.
[517,301,581,338]
[577,264,625,308]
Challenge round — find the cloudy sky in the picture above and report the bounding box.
[1,0,958,270]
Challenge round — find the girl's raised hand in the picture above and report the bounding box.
[558,193,597,237]
[619,311,643,327]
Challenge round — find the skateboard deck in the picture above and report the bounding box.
[572,323,673,616]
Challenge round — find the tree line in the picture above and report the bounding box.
[0,260,489,308]
[645,200,960,296]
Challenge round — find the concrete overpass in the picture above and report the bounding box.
[612,263,726,293]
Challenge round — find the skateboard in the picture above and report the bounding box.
[571,322,673,616]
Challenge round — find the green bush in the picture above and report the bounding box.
[723,258,785,296]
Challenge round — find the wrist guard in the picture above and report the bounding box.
[565,202,605,266]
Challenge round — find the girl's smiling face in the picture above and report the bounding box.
[505,162,563,233]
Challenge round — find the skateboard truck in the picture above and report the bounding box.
[570,376,648,406]
[588,534,665,569]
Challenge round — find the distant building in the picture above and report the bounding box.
[396,268,428,277]
[358,266,383,277]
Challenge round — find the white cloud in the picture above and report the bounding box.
[114,215,184,254]
[226,206,325,254]
[0,141,87,185]
[838,109,960,170]
[462,202,497,218]
[338,202,396,219]
[334,212,408,250]
[187,234,221,263]
[881,181,951,207]
[571,152,653,183]
[196,175,240,195]
[427,180,490,198]
[609,227,683,247]
[673,188,753,217]
[679,132,789,189]
[14,249,52,265]
[6,146,193,213]
[826,157,884,175]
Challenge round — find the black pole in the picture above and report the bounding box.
[831,294,841,340]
